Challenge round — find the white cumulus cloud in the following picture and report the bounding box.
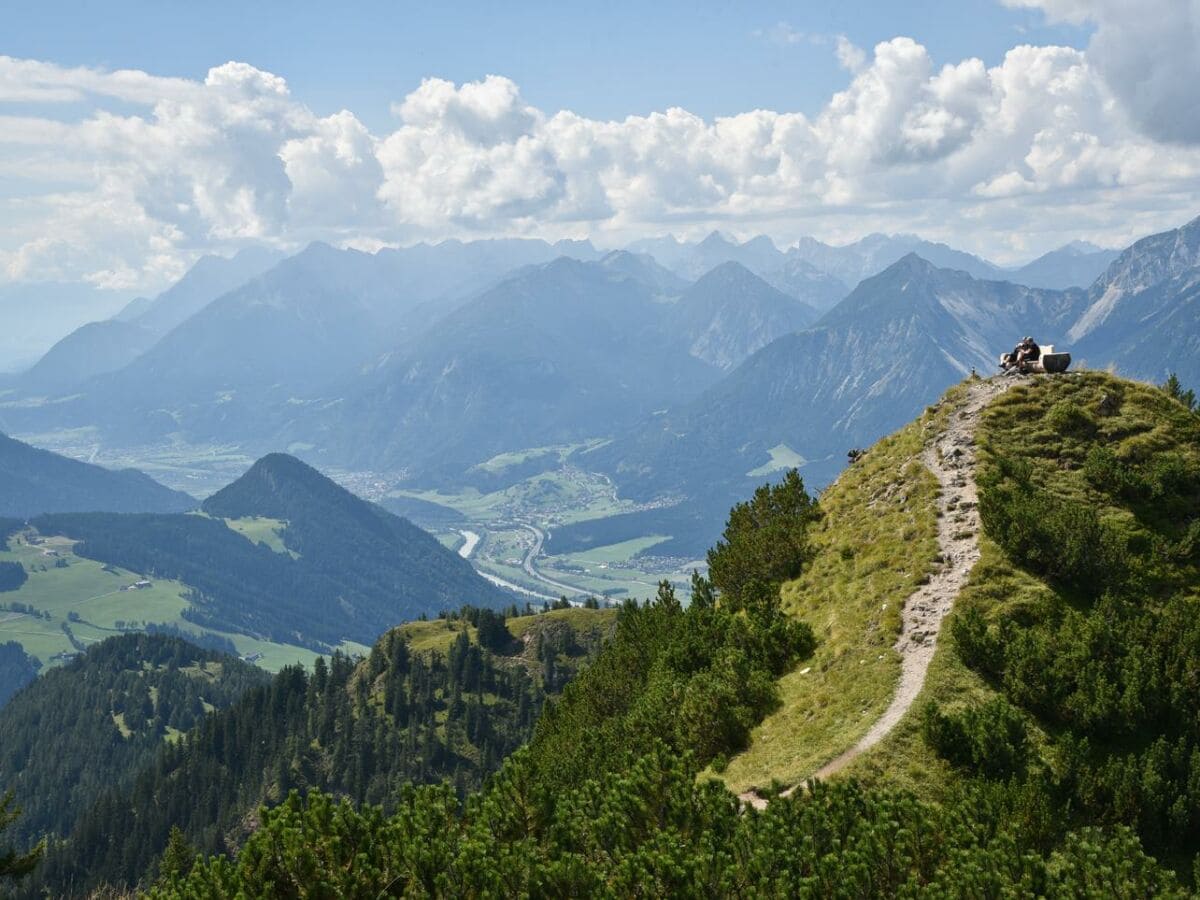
[1004,0,1200,144]
[2,19,1200,292]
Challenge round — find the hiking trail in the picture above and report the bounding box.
[741,377,1009,810]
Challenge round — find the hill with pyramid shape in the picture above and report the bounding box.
[31,453,508,651]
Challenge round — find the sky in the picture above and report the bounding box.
[2,0,1200,294]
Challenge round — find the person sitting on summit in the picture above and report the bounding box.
[1016,336,1040,366]
[1000,336,1041,373]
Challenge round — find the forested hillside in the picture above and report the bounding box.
[0,432,194,519]
[0,642,39,708]
[0,634,267,846]
[23,606,614,896]
[142,373,1199,897]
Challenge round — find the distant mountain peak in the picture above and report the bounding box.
[890,252,939,274]
[697,230,735,249]
[296,240,353,262]
[600,249,638,265]
[203,453,342,519]
[742,235,779,252]
[1060,240,1108,255]
[697,259,758,280]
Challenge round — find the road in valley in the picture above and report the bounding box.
[519,524,585,598]
[458,528,567,603]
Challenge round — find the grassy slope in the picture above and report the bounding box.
[222,516,292,555]
[848,371,1200,794]
[505,606,618,641]
[718,388,959,792]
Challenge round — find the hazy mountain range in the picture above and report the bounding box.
[0,216,1194,558]
[590,255,1088,508]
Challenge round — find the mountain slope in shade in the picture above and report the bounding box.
[1066,218,1200,386]
[0,430,194,518]
[129,246,285,337]
[669,262,818,370]
[319,257,722,478]
[760,253,850,311]
[4,239,602,449]
[16,320,160,393]
[6,243,428,445]
[1006,242,1119,290]
[593,255,1087,522]
[1066,216,1200,385]
[18,248,284,392]
[1085,271,1200,387]
[0,282,136,374]
[790,233,1000,286]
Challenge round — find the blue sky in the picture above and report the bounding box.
[5,0,1089,128]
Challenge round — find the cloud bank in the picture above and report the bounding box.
[4,20,1200,290]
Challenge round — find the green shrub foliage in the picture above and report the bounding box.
[922,698,1029,779]
[148,746,1185,898]
[978,461,1129,595]
[961,373,1200,864]
[707,468,822,602]
[527,578,815,792]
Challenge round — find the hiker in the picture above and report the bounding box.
[1015,336,1040,367]
[1000,336,1040,373]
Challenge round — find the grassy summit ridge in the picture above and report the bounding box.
[718,394,950,791]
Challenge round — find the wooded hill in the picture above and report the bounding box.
[0,431,193,519]
[30,453,508,651]
[0,634,267,849]
[11,605,614,896]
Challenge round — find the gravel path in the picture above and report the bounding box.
[741,378,1009,809]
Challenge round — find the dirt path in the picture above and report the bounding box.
[742,378,1009,809]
